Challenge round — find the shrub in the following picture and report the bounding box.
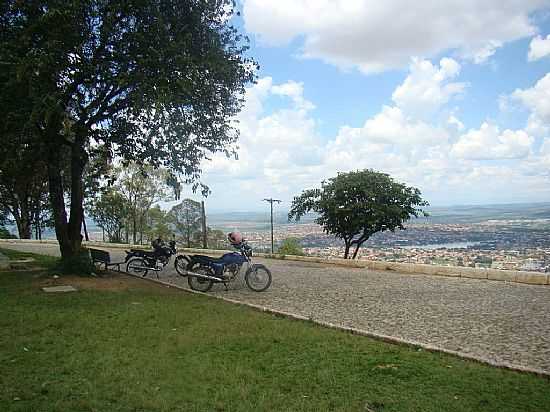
[278,238,304,256]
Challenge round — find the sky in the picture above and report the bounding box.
[178,0,550,212]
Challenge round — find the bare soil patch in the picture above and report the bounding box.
[32,271,176,293]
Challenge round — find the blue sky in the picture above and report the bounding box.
[178,0,550,212]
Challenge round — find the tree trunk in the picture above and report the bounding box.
[343,241,351,259]
[352,244,361,259]
[132,209,137,244]
[46,131,88,267]
[47,155,72,258]
[82,211,89,241]
[11,201,32,239]
[14,215,32,239]
[67,142,87,251]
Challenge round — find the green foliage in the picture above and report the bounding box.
[205,228,227,250]
[116,164,171,244]
[278,237,304,256]
[2,264,550,411]
[0,0,256,260]
[146,206,174,241]
[89,188,128,243]
[169,199,203,247]
[0,247,59,269]
[0,226,16,239]
[289,169,429,259]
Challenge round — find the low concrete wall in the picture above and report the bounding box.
[1,239,548,286]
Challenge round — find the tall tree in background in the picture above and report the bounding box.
[169,199,202,247]
[117,164,170,244]
[0,0,256,270]
[146,206,174,242]
[289,170,429,259]
[0,130,51,239]
[88,188,128,243]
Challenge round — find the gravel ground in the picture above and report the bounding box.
[3,242,550,374]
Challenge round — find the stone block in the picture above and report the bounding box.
[514,272,549,285]
[486,269,516,282]
[42,285,77,293]
[458,267,488,279]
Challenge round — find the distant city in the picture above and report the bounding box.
[14,202,550,273]
[207,203,550,273]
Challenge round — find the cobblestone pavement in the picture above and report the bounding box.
[3,242,550,374]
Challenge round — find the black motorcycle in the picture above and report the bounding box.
[175,239,272,292]
[125,238,177,278]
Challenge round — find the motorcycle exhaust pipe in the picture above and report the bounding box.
[186,271,224,282]
[128,264,162,272]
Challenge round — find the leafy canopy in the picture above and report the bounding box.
[0,0,257,265]
[88,188,128,243]
[169,199,202,246]
[1,0,256,183]
[288,169,429,258]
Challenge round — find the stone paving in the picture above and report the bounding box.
[2,242,550,374]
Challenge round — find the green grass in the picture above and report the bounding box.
[1,253,549,411]
[0,248,59,270]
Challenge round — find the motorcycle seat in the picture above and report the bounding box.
[129,249,156,257]
[192,254,225,264]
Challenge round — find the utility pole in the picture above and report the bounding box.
[263,198,281,254]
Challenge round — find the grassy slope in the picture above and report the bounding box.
[0,250,549,411]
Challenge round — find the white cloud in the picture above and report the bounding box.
[528,34,550,61]
[242,0,545,73]
[448,115,465,131]
[358,106,449,146]
[202,77,323,196]
[392,58,467,117]
[451,123,534,160]
[194,64,550,210]
[512,72,550,137]
[271,80,315,111]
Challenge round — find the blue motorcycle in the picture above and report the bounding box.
[175,239,272,292]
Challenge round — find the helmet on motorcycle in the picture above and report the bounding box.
[227,231,243,245]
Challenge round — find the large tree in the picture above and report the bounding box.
[0,0,255,270]
[0,138,50,239]
[117,164,170,244]
[169,199,202,247]
[288,170,429,259]
[88,187,128,243]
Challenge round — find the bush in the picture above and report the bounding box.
[0,226,17,239]
[278,238,304,256]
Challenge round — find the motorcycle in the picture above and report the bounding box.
[125,238,177,278]
[174,238,272,292]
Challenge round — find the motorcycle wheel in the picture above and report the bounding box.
[126,257,149,277]
[187,262,214,292]
[245,264,272,292]
[174,255,189,277]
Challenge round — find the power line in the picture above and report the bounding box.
[263,198,281,254]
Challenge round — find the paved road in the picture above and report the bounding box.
[3,242,550,374]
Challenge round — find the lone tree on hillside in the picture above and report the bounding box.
[288,170,429,259]
[0,0,256,271]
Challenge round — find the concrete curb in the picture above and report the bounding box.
[1,239,548,286]
[122,271,550,378]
